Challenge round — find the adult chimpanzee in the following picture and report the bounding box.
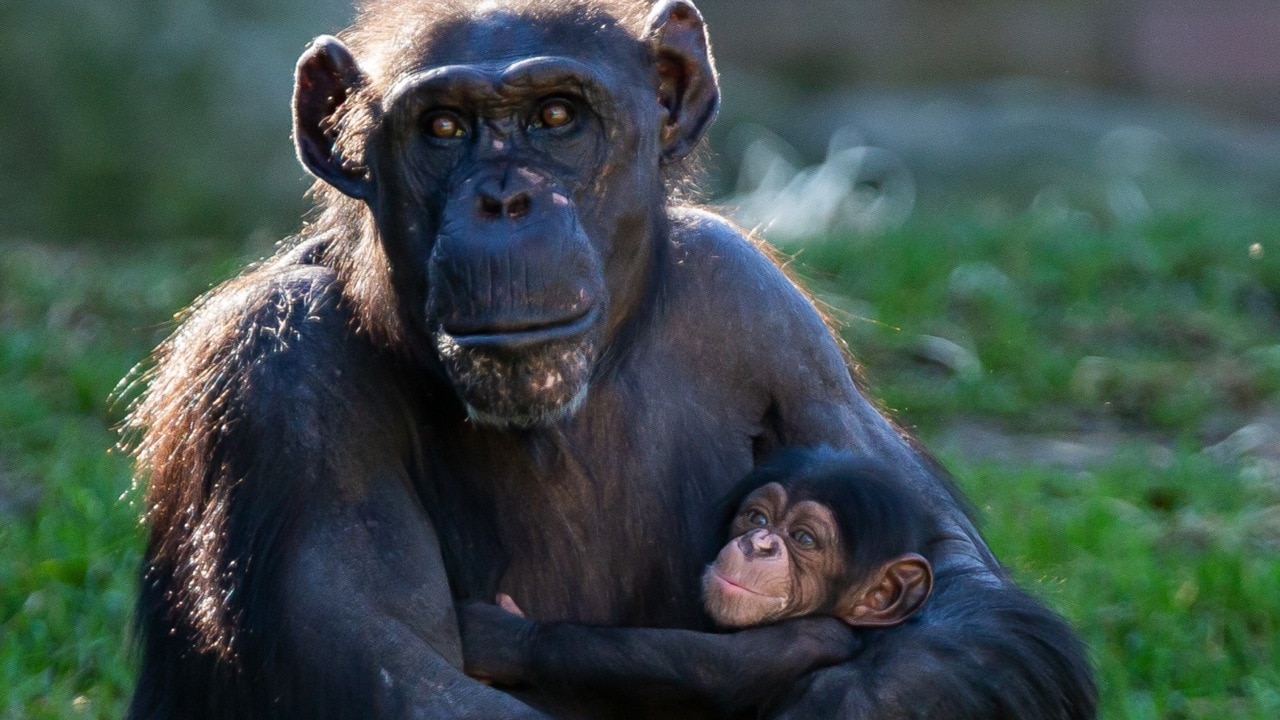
[123,1,1096,719]
[462,448,1089,718]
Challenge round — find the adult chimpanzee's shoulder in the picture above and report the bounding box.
[663,205,903,456]
[663,206,848,380]
[134,243,380,452]
[666,207,826,327]
[175,249,348,368]
[665,206,777,278]
[128,237,409,577]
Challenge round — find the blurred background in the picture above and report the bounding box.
[2,0,1279,717]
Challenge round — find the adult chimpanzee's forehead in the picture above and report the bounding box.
[383,8,648,82]
[445,10,630,58]
[383,55,619,118]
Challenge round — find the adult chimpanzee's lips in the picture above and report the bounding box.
[443,306,598,349]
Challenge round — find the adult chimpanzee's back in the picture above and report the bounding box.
[124,1,1096,718]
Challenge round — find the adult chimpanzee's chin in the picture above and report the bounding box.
[434,330,597,428]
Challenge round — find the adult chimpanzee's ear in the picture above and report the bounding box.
[837,554,934,628]
[645,0,720,164]
[293,35,372,199]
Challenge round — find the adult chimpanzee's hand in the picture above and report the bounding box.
[764,615,864,674]
[458,599,540,687]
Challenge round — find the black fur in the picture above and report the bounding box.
[123,1,1096,718]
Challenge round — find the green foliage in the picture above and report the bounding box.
[787,204,1280,717]
[0,241,259,718]
[795,207,1280,434]
[957,451,1280,718]
[0,0,347,241]
[3,204,1279,717]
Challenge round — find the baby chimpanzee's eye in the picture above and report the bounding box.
[791,530,816,548]
[746,510,768,527]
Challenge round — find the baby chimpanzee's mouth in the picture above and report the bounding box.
[711,571,783,599]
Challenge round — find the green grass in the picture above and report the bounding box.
[793,205,1280,717]
[958,451,1280,718]
[0,241,256,718]
[3,206,1279,717]
[796,209,1280,433]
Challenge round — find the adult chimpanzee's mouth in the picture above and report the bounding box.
[443,306,599,349]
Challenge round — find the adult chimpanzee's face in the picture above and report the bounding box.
[368,15,662,427]
[293,2,719,427]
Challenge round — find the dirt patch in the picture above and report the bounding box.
[929,406,1280,470]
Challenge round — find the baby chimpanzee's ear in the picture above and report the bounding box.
[836,553,933,627]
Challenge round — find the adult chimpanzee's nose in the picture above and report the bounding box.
[740,529,781,559]
[475,185,532,221]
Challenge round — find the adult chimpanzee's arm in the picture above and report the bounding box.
[459,603,857,716]
[667,210,996,575]
[663,210,1096,719]
[127,265,548,720]
[769,573,1096,719]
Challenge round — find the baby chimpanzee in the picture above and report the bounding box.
[702,446,934,630]
[460,448,942,718]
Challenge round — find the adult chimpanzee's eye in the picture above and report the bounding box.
[424,111,467,140]
[791,530,815,548]
[532,99,575,130]
[746,510,768,527]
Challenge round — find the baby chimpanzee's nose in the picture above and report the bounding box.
[739,528,781,559]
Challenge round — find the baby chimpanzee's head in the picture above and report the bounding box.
[702,448,936,628]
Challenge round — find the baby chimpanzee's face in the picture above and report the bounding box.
[701,482,844,627]
[701,481,933,629]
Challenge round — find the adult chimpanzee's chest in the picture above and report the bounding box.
[415,356,767,629]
